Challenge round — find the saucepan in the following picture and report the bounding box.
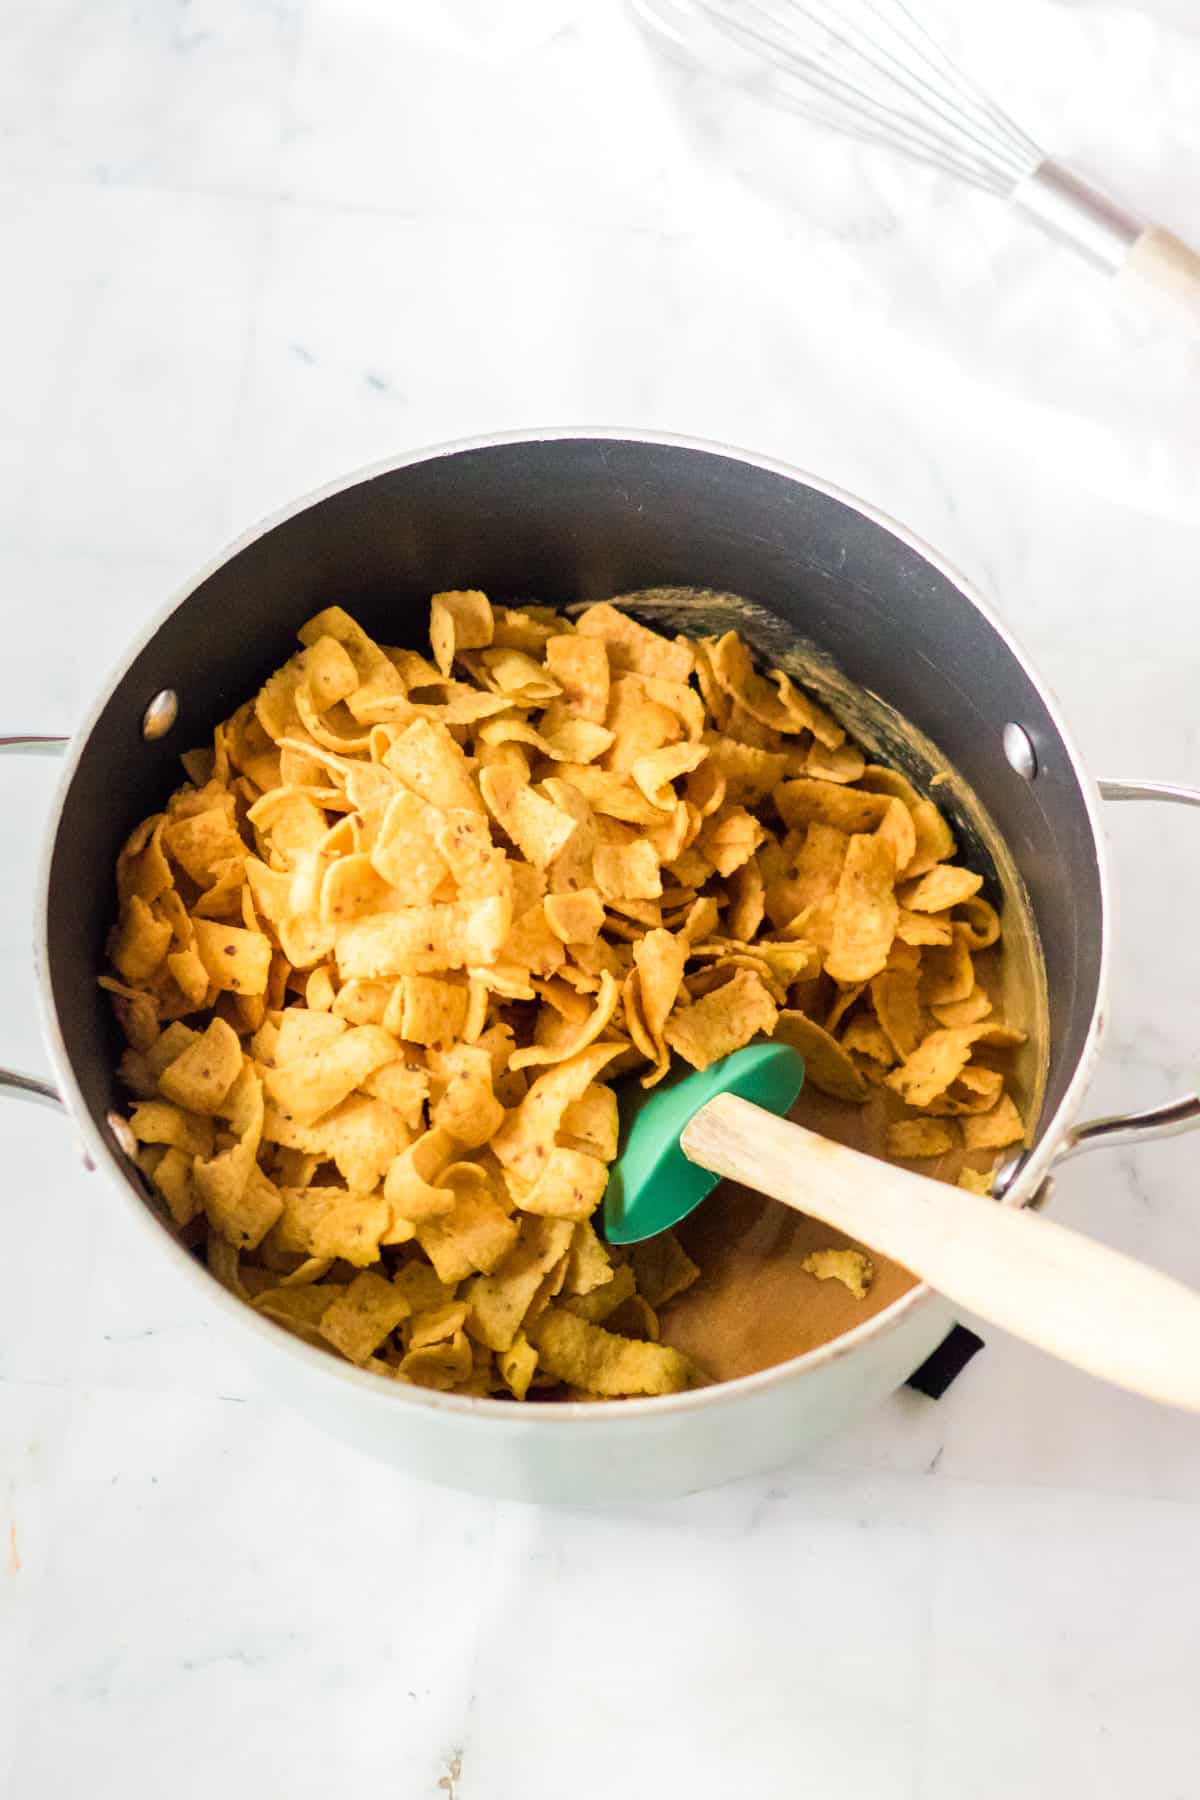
[5,431,1198,1502]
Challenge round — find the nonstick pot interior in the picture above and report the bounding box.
[46,435,1101,1188]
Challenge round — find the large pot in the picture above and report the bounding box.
[6,431,1198,1503]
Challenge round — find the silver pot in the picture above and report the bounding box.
[6,431,1198,1502]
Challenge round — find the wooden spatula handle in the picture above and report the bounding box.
[682,1094,1200,1413]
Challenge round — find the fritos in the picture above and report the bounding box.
[105,593,1025,1400]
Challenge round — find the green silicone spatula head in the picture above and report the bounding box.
[603,1042,807,1245]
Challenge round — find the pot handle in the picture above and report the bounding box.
[0,736,69,1111]
[1056,779,1200,1161]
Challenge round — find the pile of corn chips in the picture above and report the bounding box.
[104,593,1025,1399]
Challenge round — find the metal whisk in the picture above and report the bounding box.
[635,0,1200,315]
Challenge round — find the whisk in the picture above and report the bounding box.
[634,0,1200,317]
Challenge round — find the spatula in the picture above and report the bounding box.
[603,1045,1200,1413]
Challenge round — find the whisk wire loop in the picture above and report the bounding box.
[648,0,1042,193]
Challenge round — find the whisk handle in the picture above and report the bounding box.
[1014,160,1141,271]
[1016,160,1200,327]
[1120,227,1200,326]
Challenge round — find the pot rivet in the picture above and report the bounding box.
[106,1109,138,1159]
[142,689,179,742]
[1003,723,1038,781]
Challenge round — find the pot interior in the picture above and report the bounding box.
[48,436,1097,1381]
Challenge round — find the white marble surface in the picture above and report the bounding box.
[2,2,1200,1793]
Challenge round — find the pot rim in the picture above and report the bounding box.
[37,426,1112,1429]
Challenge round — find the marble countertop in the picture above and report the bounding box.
[3,2,1199,1794]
